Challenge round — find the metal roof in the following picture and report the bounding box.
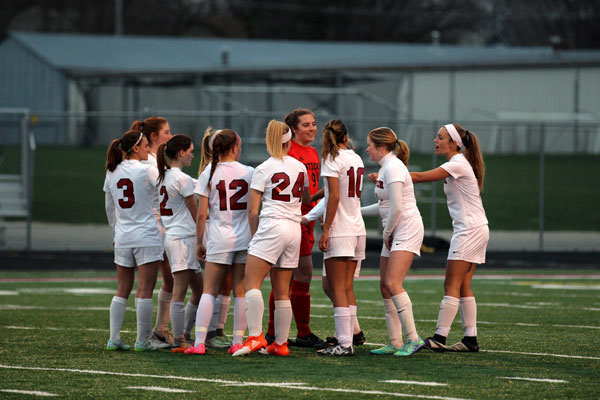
[7,31,600,77]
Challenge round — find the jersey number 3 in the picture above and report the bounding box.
[117,178,135,208]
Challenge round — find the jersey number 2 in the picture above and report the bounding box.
[117,178,135,208]
[159,186,173,216]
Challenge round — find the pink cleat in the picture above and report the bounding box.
[184,343,206,355]
[228,343,243,355]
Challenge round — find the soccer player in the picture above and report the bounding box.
[155,134,203,353]
[316,119,366,356]
[266,108,324,348]
[363,127,425,356]
[104,130,162,351]
[233,120,309,357]
[186,129,253,355]
[411,123,488,353]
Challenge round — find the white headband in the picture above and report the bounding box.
[281,128,292,144]
[208,129,223,151]
[444,124,463,149]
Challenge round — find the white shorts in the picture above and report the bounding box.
[323,235,366,261]
[322,259,361,278]
[248,217,301,269]
[380,216,424,258]
[114,246,164,268]
[448,225,489,264]
[206,250,247,265]
[164,236,200,273]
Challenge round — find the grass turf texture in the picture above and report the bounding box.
[0,269,599,399]
[1,145,599,230]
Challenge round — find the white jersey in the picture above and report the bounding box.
[195,162,254,254]
[250,156,308,222]
[440,153,488,232]
[141,153,160,210]
[158,167,196,239]
[375,153,421,223]
[321,148,366,237]
[103,159,162,248]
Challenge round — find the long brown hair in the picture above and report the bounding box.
[208,129,238,183]
[105,130,144,172]
[449,123,485,191]
[367,127,409,166]
[156,134,193,183]
[284,108,314,132]
[321,119,347,160]
[130,117,168,144]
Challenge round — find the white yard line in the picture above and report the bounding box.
[0,389,57,396]
[498,377,568,383]
[125,386,193,393]
[482,350,600,361]
[380,380,447,386]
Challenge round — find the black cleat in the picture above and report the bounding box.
[353,331,366,346]
[291,333,325,348]
[423,337,448,352]
[445,338,479,352]
[314,336,337,350]
[265,334,275,345]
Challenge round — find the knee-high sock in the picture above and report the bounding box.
[184,301,198,336]
[267,290,275,337]
[136,298,154,343]
[233,297,247,345]
[459,297,477,337]
[435,296,460,337]
[194,294,215,346]
[383,298,403,348]
[334,307,352,348]
[349,304,361,334]
[217,294,231,331]
[274,300,293,345]
[170,301,185,339]
[155,288,171,332]
[245,289,264,337]
[290,280,311,337]
[391,292,418,342]
[109,296,127,343]
[207,295,220,335]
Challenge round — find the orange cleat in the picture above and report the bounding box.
[266,341,290,356]
[232,333,268,357]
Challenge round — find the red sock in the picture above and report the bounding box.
[267,290,275,337]
[290,280,311,337]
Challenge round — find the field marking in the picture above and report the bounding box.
[125,386,193,393]
[0,290,18,295]
[0,364,472,400]
[498,377,568,383]
[3,325,133,333]
[482,350,600,361]
[530,284,600,290]
[380,380,447,387]
[0,389,57,396]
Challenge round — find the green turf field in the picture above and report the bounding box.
[0,269,598,399]
[1,145,598,230]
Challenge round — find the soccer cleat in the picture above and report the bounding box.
[228,343,243,355]
[106,339,130,351]
[148,330,172,349]
[393,338,425,356]
[423,337,448,353]
[232,333,268,357]
[370,344,401,355]
[206,335,232,348]
[184,343,206,355]
[134,340,157,352]
[314,336,338,350]
[317,343,354,356]
[266,341,290,356]
[353,331,366,346]
[292,332,325,348]
[445,339,479,352]
[171,337,191,353]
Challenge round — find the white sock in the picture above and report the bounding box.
[155,288,172,332]
[383,299,403,348]
[170,301,185,339]
[333,307,352,348]
[184,301,198,337]
[245,289,264,337]
[274,300,292,345]
[435,296,460,337]
[194,294,215,346]
[217,294,231,331]
[349,304,361,334]
[391,292,419,342]
[208,295,221,333]
[109,296,127,343]
[136,298,153,343]
[233,297,247,345]
[459,297,478,337]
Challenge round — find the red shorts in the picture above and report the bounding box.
[299,220,316,257]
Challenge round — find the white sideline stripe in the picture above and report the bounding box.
[498,377,568,383]
[530,284,600,290]
[0,305,135,311]
[0,364,472,400]
[0,290,18,295]
[2,325,133,333]
[482,350,600,361]
[380,380,447,387]
[0,389,57,396]
[125,386,193,393]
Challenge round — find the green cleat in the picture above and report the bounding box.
[206,335,232,348]
[370,344,402,355]
[106,339,130,351]
[134,340,157,352]
[393,338,425,356]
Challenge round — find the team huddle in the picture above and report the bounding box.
[103,108,489,357]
